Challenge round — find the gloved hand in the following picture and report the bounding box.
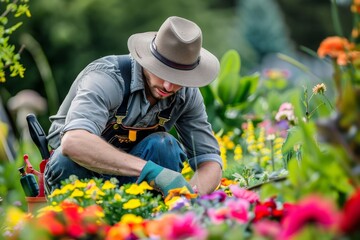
[137,160,194,198]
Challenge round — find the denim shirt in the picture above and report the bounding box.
[47,54,222,170]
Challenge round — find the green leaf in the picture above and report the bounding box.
[200,85,215,106]
[233,73,260,103]
[211,49,241,91]
[217,72,240,105]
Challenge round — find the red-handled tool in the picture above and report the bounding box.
[24,113,51,197]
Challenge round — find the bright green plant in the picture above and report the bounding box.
[0,0,31,83]
[201,49,260,132]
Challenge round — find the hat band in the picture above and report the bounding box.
[150,38,200,71]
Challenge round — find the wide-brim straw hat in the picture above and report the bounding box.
[128,16,220,87]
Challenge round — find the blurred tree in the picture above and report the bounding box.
[1,0,353,133]
[3,0,235,100]
[233,0,296,72]
[277,0,352,51]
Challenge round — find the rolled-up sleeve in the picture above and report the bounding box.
[62,70,123,136]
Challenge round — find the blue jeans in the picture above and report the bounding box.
[44,132,187,193]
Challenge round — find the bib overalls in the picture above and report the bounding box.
[44,56,187,193]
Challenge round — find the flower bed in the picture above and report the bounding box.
[2,176,360,240]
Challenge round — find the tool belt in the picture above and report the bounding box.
[101,115,169,152]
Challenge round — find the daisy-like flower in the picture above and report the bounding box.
[279,195,340,239]
[312,83,327,95]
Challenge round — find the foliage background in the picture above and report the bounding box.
[1,0,353,128]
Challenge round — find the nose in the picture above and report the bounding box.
[163,81,174,92]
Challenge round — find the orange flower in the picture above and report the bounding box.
[106,222,132,240]
[220,177,237,187]
[145,214,177,238]
[164,186,198,203]
[317,37,355,64]
[337,50,360,66]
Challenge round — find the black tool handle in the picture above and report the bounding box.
[26,113,50,159]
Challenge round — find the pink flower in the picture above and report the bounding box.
[229,185,259,203]
[275,102,295,123]
[164,212,207,240]
[226,199,250,223]
[279,195,340,239]
[253,220,281,239]
[208,207,229,224]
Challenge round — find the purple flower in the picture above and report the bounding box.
[200,190,227,202]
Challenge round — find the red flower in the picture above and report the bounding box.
[254,198,287,222]
[339,188,360,234]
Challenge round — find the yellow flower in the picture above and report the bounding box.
[126,184,145,195]
[70,188,84,198]
[138,181,153,190]
[73,179,88,188]
[123,199,142,209]
[4,207,27,227]
[47,188,64,198]
[225,141,235,149]
[86,179,97,189]
[165,196,181,209]
[181,161,193,175]
[121,214,143,224]
[114,193,122,201]
[37,205,63,215]
[102,180,116,190]
[234,144,243,161]
[85,185,105,199]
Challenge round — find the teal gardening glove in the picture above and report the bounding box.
[137,160,194,198]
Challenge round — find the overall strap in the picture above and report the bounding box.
[114,54,175,127]
[158,99,176,126]
[115,55,132,124]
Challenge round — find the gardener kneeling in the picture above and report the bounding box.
[44,16,222,198]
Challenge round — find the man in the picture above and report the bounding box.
[44,16,222,198]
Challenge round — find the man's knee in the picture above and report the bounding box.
[147,132,179,150]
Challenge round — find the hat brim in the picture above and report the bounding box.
[128,32,220,88]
